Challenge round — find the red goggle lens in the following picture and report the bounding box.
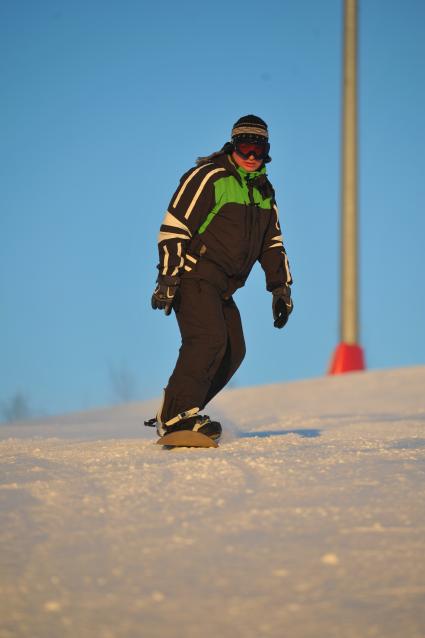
[234,141,268,160]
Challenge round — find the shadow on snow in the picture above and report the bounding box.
[238,428,321,439]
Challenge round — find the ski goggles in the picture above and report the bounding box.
[233,139,269,161]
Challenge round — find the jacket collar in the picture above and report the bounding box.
[212,153,267,184]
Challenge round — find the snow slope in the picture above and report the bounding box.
[1,367,425,638]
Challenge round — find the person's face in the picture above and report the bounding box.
[231,151,263,173]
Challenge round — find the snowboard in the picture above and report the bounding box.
[157,430,219,448]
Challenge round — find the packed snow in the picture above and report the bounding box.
[1,367,425,638]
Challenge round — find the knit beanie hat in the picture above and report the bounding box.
[231,115,269,142]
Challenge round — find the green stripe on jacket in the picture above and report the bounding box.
[198,169,273,235]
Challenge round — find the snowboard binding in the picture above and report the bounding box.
[144,411,221,448]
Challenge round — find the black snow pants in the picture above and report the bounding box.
[158,278,246,424]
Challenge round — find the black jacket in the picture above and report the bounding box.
[157,152,292,297]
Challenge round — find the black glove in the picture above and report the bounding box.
[272,285,293,329]
[151,275,180,316]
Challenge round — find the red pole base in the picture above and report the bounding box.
[328,342,366,375]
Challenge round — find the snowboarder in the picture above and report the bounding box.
[150,115,293,442]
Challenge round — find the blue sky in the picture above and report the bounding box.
[1,1,424,419]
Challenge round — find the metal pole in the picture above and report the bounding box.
[340,0,358,344]
[328,0,365,373]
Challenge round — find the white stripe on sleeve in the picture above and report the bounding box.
[173,164,214,208]
[162,211,192,237]
[158,230,190,243]
[184,168,225,220]
[171,242,184,276]
[161,245,169,275]
[273,204,280,231]
[284,253,292,284]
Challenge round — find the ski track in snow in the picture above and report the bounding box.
[1,367,425,638]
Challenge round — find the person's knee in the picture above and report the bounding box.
[234,335,246,368]
[239,340,246,365]
[183,329,227,356]
[208,329,228,361]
